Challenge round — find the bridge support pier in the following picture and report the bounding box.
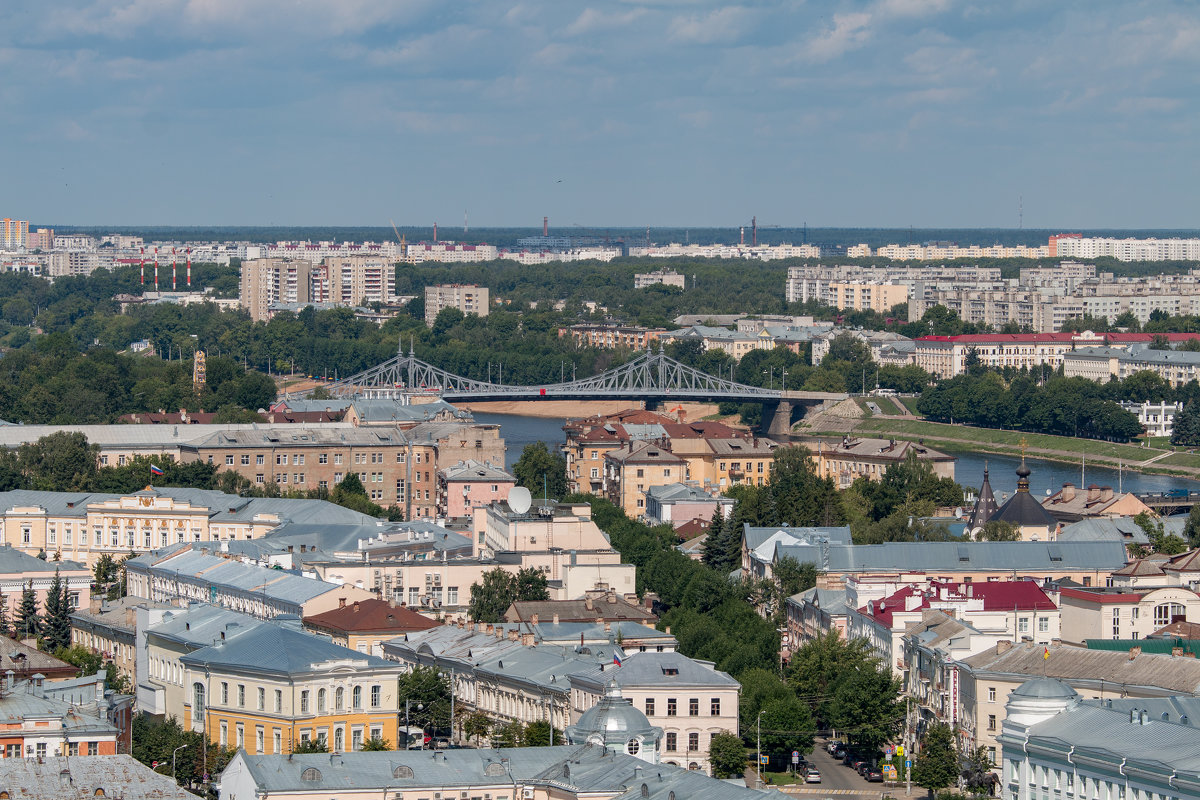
[763,400,794,437]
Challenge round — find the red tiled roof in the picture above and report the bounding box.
[1058,587,1142,605]
[862,580,1057,627]
[303,598,439,634]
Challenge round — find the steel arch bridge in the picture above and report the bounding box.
[296,343,842,405]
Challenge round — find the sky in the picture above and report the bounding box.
[2,1,1198,229]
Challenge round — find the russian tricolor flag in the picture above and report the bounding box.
[613,652,622,667]
[150,464,164,476]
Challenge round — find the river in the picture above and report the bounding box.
[472,411,1199,501]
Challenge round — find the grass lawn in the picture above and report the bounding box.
[877,396,908,415]
[854,418,1160,462]
[899,396,922,415]
[1159,452,1200,469]
[762,771,803,786]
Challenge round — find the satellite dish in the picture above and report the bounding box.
[509,487,532,515]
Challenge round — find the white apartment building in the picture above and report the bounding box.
[634,269,686,289]
[239,258,313,322]
[424,283,489,325]
[1119,401,1183,437]
[404,242,499,263]
[1051,235,1200,261]
[312,256,395,306]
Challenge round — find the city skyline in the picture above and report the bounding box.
[3,1,1197,228]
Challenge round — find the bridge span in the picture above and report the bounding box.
[292,344,846,435]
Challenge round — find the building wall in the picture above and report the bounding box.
[572,682,739,775]
[424,284,489,326]
[240,259,313,322]
[182,664,402,755]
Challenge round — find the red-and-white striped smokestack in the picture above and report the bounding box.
[543,216,548,237]
[153,247,159,290]
[433,223,438,242]
[171,247,177,291]
[186,248,191,288]
[752,216,757,247]
[139,247,145,285]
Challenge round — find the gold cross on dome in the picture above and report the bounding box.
[1020,436,1027,459]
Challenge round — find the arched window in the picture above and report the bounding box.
[627,738,641,756]
[352,686,362,710]
[393,766,414,779]
[317,689,326,712]
[335,687,345,711]
[193,683,205,718]
[300,768,321,782]
[1154,603,1187,627]
[333,727,344,752]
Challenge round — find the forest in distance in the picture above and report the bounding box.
[39,224,1200,249]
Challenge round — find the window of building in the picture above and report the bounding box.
[236,723,244,748]
[257,687,265,710]
[333,727,344,752]
[1017,617,1029,634]
[352,728,363,751]
[352,686,362,709]
[688,733,698,751]
[226,455,235,465]
[319,454,328,464]
[238,685,245,707]
[665,732,676,751]
[219,722,228,746]
[370,685,381,708]
[987,714,996,731]
[711,697,721,716]
[1155,603,1186,627]
[666,698,677,716]
[87,742,98,756]
[645,699,655,716]
[335,687,344,711]
[988,687,996,702]
[256,454,265,465]
[317,689,326,712]
[275,689,282,713]
[68,742,80,756]
[221,682,229,705]
[256,726,264,753]
[241,455,250,465]
[273,729,282,754]
[688,698,699,716]
[1038,616,1049,633]
[300,691,309,714]
[334,454,343,465]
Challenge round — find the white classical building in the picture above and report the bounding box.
[998,678,1200,800]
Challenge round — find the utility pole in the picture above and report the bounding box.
[756,710,764,789]
[905,695,912,796]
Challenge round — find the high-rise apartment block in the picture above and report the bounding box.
[424,284,489,326]
[239,259,313,322]
[312,256,395,306]
[1,219,28,249]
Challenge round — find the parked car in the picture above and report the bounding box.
[857,762,872,777]
[805,769,821,784]
[867,769,884,782]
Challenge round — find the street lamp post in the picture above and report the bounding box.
[172,743,189,783]
[405,699,425,749]
[756,709,764,788]
[781,369,788,392]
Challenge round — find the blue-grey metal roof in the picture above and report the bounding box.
[0,543,87,573]
[136,549,341,605]
[743,524,852,553]
[145,604,264,648]
[823,540,1127,572]
[350,398,469,422]
[645,482,727,503]
[572,651,739,691]
[227,744,779,800]
[180,620,397,675]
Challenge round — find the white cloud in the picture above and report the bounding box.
[566,7,647,36]
[668,6,755,44]
[803,12,872,62]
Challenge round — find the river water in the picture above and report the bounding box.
[472,412,1199,501]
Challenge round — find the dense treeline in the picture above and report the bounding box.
[917,370,1155,441]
